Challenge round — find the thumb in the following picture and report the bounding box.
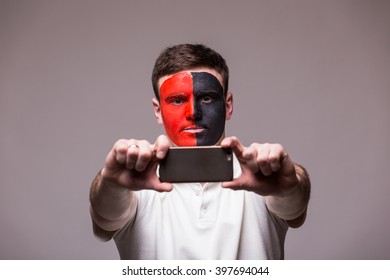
[146,160,173,192]
[221,177,245,191]
[155,182,173,192]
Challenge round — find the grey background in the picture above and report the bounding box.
[1,0,389,259]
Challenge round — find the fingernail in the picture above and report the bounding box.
[157,150,165,159]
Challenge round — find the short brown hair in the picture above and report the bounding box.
[151,44,229,100]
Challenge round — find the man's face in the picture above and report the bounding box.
[158,70,226,146]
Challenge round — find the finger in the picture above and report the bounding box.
[269,144,284,172]
[124,139,140,169]
[221,136,246,162]
[257,144,273,176]
[114,139,130,165]
[153,135,171,160]
[133,140,154,172]
[242,144,260,173]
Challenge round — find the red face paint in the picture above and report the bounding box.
[159,72,196,146]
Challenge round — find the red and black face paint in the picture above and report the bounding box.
[159,71,226,146]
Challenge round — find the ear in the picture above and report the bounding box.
[225,92,233,120]
[152,98,163,125]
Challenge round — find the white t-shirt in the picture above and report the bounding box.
[113,156,288,259]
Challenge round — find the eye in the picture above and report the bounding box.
[171,98,184,105]
[198,91,219,104]
[166,94,188,105]
[201,95,213,104]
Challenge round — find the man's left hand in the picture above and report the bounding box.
[221,136,299,197]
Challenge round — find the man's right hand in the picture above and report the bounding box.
[100,135,173,192]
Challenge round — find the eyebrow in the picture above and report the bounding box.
[195,89,221,95]
[163,92,188,100]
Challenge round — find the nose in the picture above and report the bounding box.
[193,105,202,120]
[185,102,202,121]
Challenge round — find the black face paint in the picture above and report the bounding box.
[191,72,226,146]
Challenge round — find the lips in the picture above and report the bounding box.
[182,126,205,134]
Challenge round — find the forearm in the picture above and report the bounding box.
[89,170,137,232]
[265,164,311,225]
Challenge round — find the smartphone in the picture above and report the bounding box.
[159,146,233,183]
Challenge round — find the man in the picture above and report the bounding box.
[89,44,310,259]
